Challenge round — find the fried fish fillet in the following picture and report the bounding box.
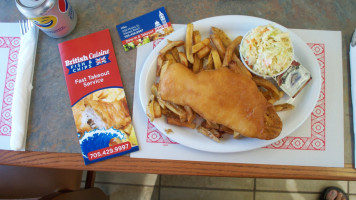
[72,89,132,134]
[158,63,282,140]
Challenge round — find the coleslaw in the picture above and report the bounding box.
[240,24,293,76]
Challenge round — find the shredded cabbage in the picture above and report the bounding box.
[240,24,293,76]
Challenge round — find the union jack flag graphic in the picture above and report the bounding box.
[95,56,107,65]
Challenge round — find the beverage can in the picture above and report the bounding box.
[15,0,77,38]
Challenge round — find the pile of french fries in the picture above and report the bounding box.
[147,24,295,142]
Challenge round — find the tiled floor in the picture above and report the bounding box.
[82,171,356,200]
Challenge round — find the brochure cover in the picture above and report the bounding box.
[116,7,173,51]
[58,29,139,165]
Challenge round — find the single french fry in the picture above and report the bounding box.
[185,23,194,64]
[228,61,243,74]
[197,46,211,59]
[274,103,295,112]
[167,116,196,129]
[236,58,252,77]
[210,34,226,59]
[219,125,233,134]
[199,56,204,71]
[205,52,214,70]
[212,28,241,60]
[211,49,221,69]
[184,105,196,123]
[197,126,220,143]
[223,36,242,67]
[233,131,243,139]
[192,43,205,54]
[231,53,239,62]
[171,47,180,63]
[193,30,201,44]
[193,54,200,73]
[159,40,184,55]
[211,26,232,48]
[229,60,251,77]
[153,100,162,118]
[161,108,173,115]
[179,52,189,67]
[210,129,222,138]
[261,90,273,101]
[146,95,155,122]
[279,91,285,99]
[165,53,176,63]
[192,38,211,53]
[156,54,164,77]
[163,101,187,122]
[151,84,158,97]
[252,76,280,100]
[157,95,166,109]
[268,98,277,104]
[160,60,171,80]
[202,120,219,130]
[231,48,242,61]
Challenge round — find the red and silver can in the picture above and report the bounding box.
[15,0,77,38]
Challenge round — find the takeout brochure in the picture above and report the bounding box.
[58,29,123,106]
[116,7,173,51]
[58,29,139,165]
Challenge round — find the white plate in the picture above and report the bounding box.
[139,15,321,153]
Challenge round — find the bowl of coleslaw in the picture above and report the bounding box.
[240,24,294,77]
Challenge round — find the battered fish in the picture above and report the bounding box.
[158,63,282,140]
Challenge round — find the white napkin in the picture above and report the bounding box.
[351,29,356,168]
[10,23,39,151]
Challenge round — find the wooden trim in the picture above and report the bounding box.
[0,150,355,180]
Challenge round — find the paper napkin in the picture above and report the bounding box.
[10,23,38,151]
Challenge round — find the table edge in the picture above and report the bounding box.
[0,150,355,180]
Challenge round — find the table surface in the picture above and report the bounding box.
[1,0,356,180]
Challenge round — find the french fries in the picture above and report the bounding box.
[205,52,214,70]
[147,25,294,143]
[274,103,295,112]
[165,53,176,63]
[146,95,155,122]
[212,26,240,56]
[252,76,281,100]
[210,34,226,59]
[179,52,189,67]
[193,54,201,73]
[185,23,194,64]
[151,84,159,97]
[159,60,171,80]
[228,60,252,77]
[167,116,196,129]
[184,105,196,123]
[156,55,164,77]
[197,126,221,143]
[153,100,162,118]
[197,46,211,59]
[222,36,242,67]
[171,47,180,63]
[211,26,232,48]
[193,30,201,44]
[159,40,184,55]
[192,38,211,53]
[211,49,222,69]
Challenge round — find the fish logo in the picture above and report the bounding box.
[59,0,69,13]
[30,16,57,29]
